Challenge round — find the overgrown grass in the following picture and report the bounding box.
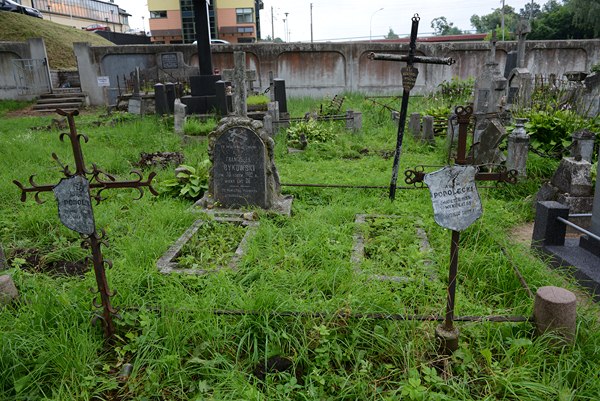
[1,95,599,400]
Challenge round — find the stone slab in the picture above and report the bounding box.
[539,238,600,301]
[156,216,259,275]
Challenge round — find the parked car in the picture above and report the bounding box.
[0,0,43,18]
[84,24,111,32]
[124,28,146,36]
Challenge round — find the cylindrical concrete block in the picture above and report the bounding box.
[0,275,19,306]
[435,324,460,355]
[534,286,577,342]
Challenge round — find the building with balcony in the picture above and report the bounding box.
[149,0,263,44]
[20,0,130,32]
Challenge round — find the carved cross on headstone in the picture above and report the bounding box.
[13,109,158,339]
[368,14,455,200]
[405,106,518,353]
[515,19,531,69]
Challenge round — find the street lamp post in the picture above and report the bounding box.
[370,8,384,42]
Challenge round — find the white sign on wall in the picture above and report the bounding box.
[97,76,110,87]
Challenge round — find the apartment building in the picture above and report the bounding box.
[21,0,130,32]
[149,0,263,44]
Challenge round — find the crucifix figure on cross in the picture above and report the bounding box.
[13,109,158,339]
[368,14,456,201]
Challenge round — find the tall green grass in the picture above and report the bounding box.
[1,98,599,400]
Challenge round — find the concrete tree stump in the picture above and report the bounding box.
[533,286,577,343]
[0,275,19,306]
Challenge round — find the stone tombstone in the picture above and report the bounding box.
[472,118,507,166]
[570,129,596,163]
[506,68,532,110]
[423,165,483,232]
[128,98,143,115]
[53,175,95,235]
[422,115,435,144]
[173,98,187,135]
[205,117,284,210]
[409,112,421,137]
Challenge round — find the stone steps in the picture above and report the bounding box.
[33,91,87,113]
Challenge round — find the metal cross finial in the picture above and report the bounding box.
[13,109,158,339]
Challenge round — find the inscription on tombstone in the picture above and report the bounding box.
[423,165,482,232]
[477,89,489,111]
[401,66,419,91]
[213,126,267,208]
[161,53,179,69]
[53,175,95,235]
[507,87,519,105]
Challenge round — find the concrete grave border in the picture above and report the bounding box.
[352,214,436,282]
[157,215,259,275]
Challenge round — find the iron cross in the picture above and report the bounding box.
[14,109,158,339]
[405,105,517,353]
[368,14,455,201]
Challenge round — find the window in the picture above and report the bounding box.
[236,8,253,24]
[150,10,167,19]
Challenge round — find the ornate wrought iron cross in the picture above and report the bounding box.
[13,109,157,338]
[404,106,517,353]
[368,14,456,201]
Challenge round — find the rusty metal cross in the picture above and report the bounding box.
[14,109,157,339]
[404,106,517,353]
[368,14,456,200]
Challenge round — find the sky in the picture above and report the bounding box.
[123,0,546,41]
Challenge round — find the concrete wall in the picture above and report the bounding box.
[70,39,600,106]
[0,38,50,100]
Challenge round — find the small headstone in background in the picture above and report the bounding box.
[472,118,507,166]
[551,157,593,197]
[0,275,19,306]
[409,112,421,137]
[570,129,596,163]
[154,83,169,115]
[421,115,435,144]
[263,114,273,137]
[165,82,176,114]
[173,99,187,135]
[273,79,288,115]
[507,118,529,176]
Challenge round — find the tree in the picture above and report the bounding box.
[470,5,519,33]
[568,0,600,37]
[385,28,399,40]
[519,1,542,19]
[431,16,463,35]
[527,0,595,39]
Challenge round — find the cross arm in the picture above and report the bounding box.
[368,52,455,66]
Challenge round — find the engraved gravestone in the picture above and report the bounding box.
[213,126,267,208]
[53,175,95,235]
[423,165,482,231]
[199,117,291,213]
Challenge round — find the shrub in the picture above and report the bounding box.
[159,161,209,200]
[247,94,269,105]
[286,119,336,149]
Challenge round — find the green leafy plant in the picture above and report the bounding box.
[159,161,209,200]
[591,62,600,74]
[286,119,336,148]
[183,117,217,136]
[522,109,599,158]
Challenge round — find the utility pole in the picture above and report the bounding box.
[285,12,289,42]
[501,0,505,41]
[271,6,275,40]
[310,3,313,43]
